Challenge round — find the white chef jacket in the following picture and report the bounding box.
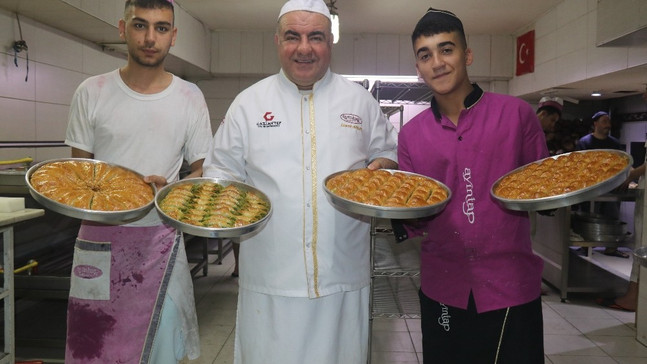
[204,69,398,298]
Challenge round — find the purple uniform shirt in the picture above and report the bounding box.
[398,85,549,313]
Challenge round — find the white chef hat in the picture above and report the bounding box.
[278,0,331,20]
[538,96,563,114]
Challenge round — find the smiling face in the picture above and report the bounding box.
[119,5,177,69]
[275,10,332,90]
[413,31,472,97]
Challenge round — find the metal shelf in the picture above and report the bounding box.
[368,218,421,363]
[370,81,432,105]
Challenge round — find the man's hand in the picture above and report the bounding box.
[367,158,398,170]
[144,175,167,190]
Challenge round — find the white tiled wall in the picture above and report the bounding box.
[209,29,511,81]
[2,0,647,165]
[509,0,644,98]
[0,8,122,162]
[195,76,265,133]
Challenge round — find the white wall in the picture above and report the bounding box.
[209,30,513,83]
[0,3,215,163]
[509,0,647,98]
[3,0,647,164]
[0,8,123,162]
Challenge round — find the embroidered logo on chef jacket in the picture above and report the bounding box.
[438,303,451,331]
[462,168,475,224]
[340,113,363,131]
[257,111,282,128]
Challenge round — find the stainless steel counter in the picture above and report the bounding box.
[531,190,639,302]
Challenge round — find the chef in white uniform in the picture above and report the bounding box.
[203,0,398,363]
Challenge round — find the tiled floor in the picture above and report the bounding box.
[182,238,647,364]
[12,236,647,363]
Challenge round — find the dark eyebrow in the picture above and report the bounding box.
[284,30,300,37]
[308,30,326,38]
[132,16,148,24]
[131,16,172,28]
[283,30,326,38]
[415,46,430,57]
[438,41,456,48]
[415,40,457,57]
[155,21,173,28]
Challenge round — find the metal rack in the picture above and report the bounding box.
[371,80,431,131]
[370,81,432,105]
[185,237,234,278]
[365,80,430,363]
[367,218,420,364]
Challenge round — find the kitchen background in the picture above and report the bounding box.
[2,0,647,160]
[2,0,647,355]
[3,0,647,233]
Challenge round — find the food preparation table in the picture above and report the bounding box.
[531,190,638,302]
[0,208,45,363]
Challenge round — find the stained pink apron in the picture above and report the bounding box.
[64,221,179,363]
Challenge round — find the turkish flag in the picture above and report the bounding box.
[516,30,535,76]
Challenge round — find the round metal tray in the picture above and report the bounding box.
[26,158,155,224]
[155,177,272,238]
[491,149,633,211]
[323,169,452,219]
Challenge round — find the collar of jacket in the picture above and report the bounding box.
[430,83,484,120]
[278,68,333,94]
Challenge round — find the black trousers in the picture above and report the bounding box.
[420,290,544,364]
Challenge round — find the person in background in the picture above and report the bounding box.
[578,111,622,150]
[596,157,646,311]
[202,0,398,363]
[64,0,211,362]
[536,96,563,155]
[396,8,547,363]
[536,96,563,133]
[577,111,628,258]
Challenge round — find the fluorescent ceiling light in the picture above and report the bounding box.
[331,13,339,44]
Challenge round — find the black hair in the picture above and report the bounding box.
[411,8,467,48]
[125,0,174,19]
[537,105,562,118]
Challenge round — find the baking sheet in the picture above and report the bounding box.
[323,169,451,219]
[26,158,155,224]
[491,149,632,211]
[155,177,272,238]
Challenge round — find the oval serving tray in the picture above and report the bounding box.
[491,149,632,211]
[155,177,272,238]
[26,158,155,224]
[323,169,452,219]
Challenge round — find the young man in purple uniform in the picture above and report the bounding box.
[397,8,548,363]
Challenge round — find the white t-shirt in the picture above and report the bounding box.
[65,69,213,225]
